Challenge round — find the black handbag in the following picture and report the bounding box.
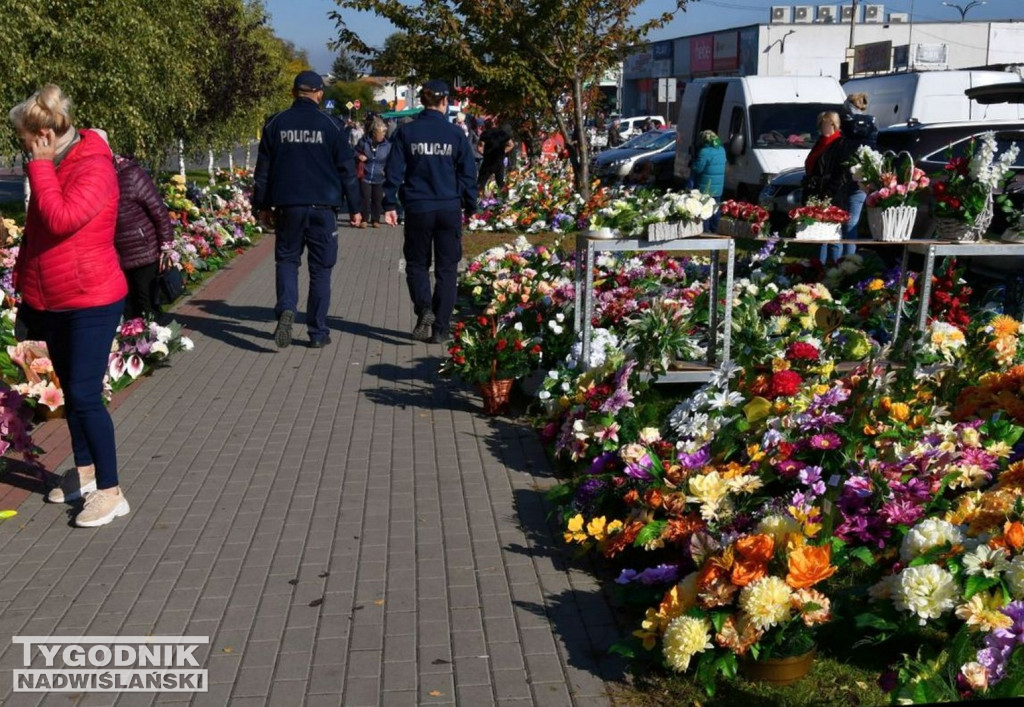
[153,267,185,306]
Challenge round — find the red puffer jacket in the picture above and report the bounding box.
[114,157,174,270]
[16,129,128,311]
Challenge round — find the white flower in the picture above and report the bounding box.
[108,354,126,382]
[180,337,194,351]
[900,518,964,562]
[707,390,744,411]
[126,354,145,380]
[893,564,958,624]
[1005,555,1024,599]
[537,390,551,401]
[962,545,1010,578]
[662,616,712,673]
[514,322,523,331]
[149,341,170,358]
[151,325,173,343]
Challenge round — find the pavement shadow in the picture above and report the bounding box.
[362,357,479,413]
[0,458,50,496]
[481,416,558,479]
[169,299,277,353]
[513,587,627,683]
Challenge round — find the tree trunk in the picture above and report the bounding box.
[208,150,215,186]
[178,140,186,178]
[572,77,591,203]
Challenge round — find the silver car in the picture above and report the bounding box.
[591,129,676,184]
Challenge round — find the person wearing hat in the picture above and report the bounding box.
[383,79,477,343]
[254,69,362,349]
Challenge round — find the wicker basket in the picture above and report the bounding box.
[717,217,759,238]
[476,378,514,415]
[933,195,994,243]
[792,221,841,241]
[867,205,917,242]
[646,219,704,242]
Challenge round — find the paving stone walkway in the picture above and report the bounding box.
[0,225,625,706]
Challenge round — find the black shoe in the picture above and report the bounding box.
[412,311,435,341]
[429,331,450,345]
[309,335,332,349]
[274,311,294,348]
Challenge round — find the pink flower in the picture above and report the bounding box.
[108,354,126,381]
[38,383,63,412]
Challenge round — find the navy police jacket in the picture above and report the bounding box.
[383,109,477,215]
[252,97,362,212]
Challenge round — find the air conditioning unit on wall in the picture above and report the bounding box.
[888,11,909,23]
[841,5,859,22]
[816,5,837,22]
[863,4,885,23]
[770,5,793,23]
[793,5,814,23]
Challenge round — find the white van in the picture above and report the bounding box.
[674,76,847,201]
[842,71,1024,129]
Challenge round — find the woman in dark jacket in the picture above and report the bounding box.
[802,111,857,264]
[114,155,174,318]
[355,120,391,228]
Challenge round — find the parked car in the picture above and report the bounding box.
[592,128,675,184]
[758,119,1024,234]
[616,115,666,141]
[624,150,681,191]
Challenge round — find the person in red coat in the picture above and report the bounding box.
[9,84,130,527]
[113,155,174,320]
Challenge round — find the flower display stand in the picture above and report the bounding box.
[476,378,514,415]
[646,220,704,242]
[585,227,620,240]
[739,649,816,686]
[868,205,917,242]
[792,221,841,241]
[573,234,735,384]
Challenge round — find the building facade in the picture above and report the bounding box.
[621,8,1024,120]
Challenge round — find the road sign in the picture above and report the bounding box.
[353,100,361,110]
[657,78,676,104]
[345,101,354,110]
[324,99,336,111]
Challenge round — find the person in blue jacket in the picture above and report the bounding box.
[355,119,391,228]
[253,70,362,349]
[383,79,477,344]
[690,130,727,233]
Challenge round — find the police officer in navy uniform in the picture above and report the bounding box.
[383,79,477,344]
[253,70,362,349]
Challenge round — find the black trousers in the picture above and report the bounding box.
[477,159,505,190]
[123,262,160,321]
[360,181,384,224]
[403,209,462,336]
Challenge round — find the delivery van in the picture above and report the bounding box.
[842,70,1024,130]
[674,76,847,201]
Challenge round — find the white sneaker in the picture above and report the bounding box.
[46,468,97,503]
[75,487,130,528]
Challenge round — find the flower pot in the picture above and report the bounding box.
[739,649,815,686]
[792,221,841,241]
[476,378,515,415]
[868,205,917,242]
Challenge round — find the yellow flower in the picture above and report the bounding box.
[889,402,910,422]
[746,443,767,463]
[564,514,588,543]
[955,591,1012,632]
[587,516,608,541]
[607,520,624,535]
[743,397,772,422]
[739,576,793,631]
[991,314,1022,339]
[866,278,885,292]
[567,514,584,533]
[662,616,713,672]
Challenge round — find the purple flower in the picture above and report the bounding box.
[799,465,823,486]
[637,564,681,585]
[624,456,655,481]
[880,499,925,527]
[677,446,711,471]
[809,433,842,450]
[776,459,806,478]
[615,569,639,585]
[588,452,618,475]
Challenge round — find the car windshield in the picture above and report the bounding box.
[626,130,673,149]
[750,103,842,149]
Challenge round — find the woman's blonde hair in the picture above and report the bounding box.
[817,110,840,130]
[372,119,387,135]
[9,84,73,136]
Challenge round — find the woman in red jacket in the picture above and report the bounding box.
[9,84,129,527]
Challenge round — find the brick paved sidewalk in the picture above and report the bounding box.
[0,226,625,706]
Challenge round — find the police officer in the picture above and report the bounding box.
[253,70,362,349]
[383,79,477,344]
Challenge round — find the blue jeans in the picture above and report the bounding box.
[274,206,338,342]
[403,209,462,336]
[24,299,124,489]
[820,190,864,264]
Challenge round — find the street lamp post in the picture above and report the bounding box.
[942,0,987,21]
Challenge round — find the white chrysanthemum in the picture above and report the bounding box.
[900,518,964,562]
[662,616,712,672]
[739,576,793,631]
[962,545,1010,578]
[893,564,958,624]
[1006,555,1024,599]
